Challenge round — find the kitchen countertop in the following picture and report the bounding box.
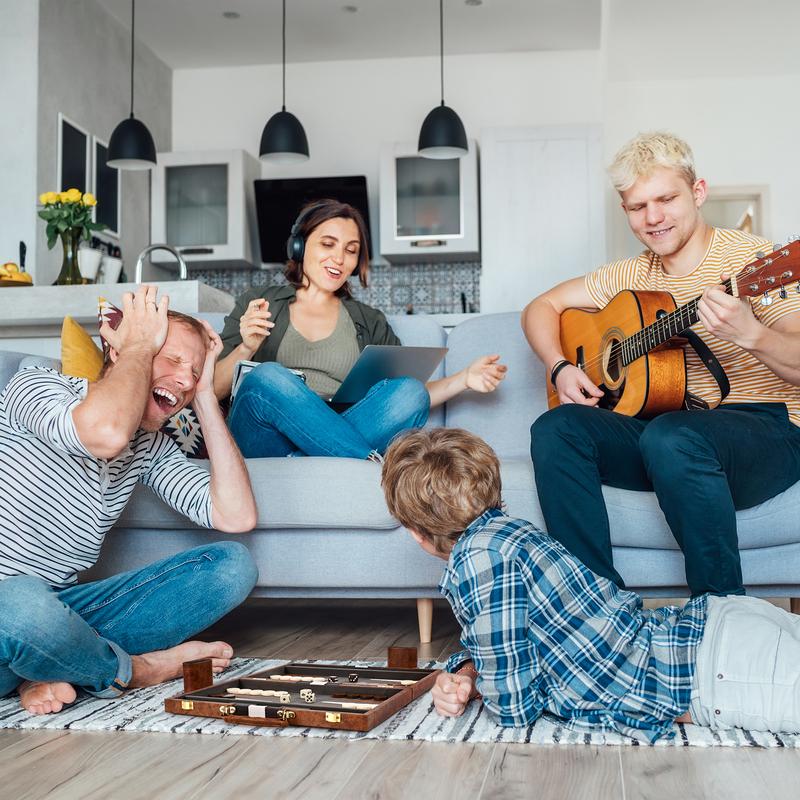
[0,280,234,339]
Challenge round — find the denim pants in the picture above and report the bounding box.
[531,403,800,596]
[0,542,257,699]
[690,595,800,732]
[227,361,431,459]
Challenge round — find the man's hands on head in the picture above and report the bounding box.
[554,364,604,406]
[195,319,224,399]
[101,285,170,360]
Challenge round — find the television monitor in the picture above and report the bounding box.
[254,176,372,264]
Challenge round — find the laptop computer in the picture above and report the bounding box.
[230,345,448,405]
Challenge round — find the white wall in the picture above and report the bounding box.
[172,50,604,251]
[35,0,172,284]
[604,0,800,259]
[0,0,39,274]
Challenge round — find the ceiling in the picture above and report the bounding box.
[96,0,602,70]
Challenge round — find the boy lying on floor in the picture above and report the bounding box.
[380,427,800,743]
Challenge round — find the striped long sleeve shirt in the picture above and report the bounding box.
[0,367,214,589]
[441,509,707,743]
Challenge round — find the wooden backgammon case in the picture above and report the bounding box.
[165,647,439,732]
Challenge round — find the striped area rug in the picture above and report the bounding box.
[1,658,797,748]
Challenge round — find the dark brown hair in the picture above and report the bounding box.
[283,199,370,297]
[381,428,503,555]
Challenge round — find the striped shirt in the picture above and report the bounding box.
[0,367,214,589]
[441,509,707,743]
[585,228,800,425]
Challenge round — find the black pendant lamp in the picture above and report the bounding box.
[107,0,156,170]
[418,0,468,159]
[259,0,309,163]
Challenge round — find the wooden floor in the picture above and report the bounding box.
[2,598,800,800]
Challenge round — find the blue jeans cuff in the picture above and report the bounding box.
[85,638,132,698]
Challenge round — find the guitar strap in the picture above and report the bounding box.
[682,330,730,410]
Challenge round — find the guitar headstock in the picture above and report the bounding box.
[733,239,800,305]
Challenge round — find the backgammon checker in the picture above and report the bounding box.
[165,648,439,732]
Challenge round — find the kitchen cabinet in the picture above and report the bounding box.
[151,149,260,269]
[479,125,606,313]
[379,140,479,263]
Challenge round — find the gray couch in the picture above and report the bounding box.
[2,311,800,642]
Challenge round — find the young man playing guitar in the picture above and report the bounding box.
[521,131,800,597]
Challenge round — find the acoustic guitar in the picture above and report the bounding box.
[547,241,800,418]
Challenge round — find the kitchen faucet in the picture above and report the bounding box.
[134,244,189,284]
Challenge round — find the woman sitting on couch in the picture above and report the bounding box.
[214,199,506,460]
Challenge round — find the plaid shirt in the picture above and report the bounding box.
[440,509,707,743]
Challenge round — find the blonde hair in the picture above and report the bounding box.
[381,428,502,555]
[608,132,697,192]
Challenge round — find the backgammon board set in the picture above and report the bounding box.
[165,647,439,732]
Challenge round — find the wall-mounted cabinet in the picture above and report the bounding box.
[379,140,479,263]
[151,149,260,269]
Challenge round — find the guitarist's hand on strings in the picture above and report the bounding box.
[553,363,604,406]
[698,273,761,349]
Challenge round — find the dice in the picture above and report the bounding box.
[300,688,315,703]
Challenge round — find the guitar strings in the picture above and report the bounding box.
[570,280,730,377]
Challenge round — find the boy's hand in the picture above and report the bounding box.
[431,671,474,717]
[465,354,508,393]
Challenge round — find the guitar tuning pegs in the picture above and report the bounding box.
[756,251,766,259]
[780,287,788,300]
[761,291,774,307]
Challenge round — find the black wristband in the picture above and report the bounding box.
[550,359,572,388]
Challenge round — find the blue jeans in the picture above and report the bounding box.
[531,403,800,596]
[227,361,431,458]
[0,542,257,699]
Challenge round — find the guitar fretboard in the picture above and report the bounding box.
[620,278,734,365]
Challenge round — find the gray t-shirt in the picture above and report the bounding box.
[276,305,360,398]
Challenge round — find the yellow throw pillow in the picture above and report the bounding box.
[61,315,104,381]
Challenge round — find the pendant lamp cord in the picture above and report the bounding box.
[281,0,287,111]
[129,0,136,118]
[439,0,445,106]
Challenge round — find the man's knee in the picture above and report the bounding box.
[200,542,258,606]
[639,414,715,476]
[531,405,591,457]
[0,575,58,636]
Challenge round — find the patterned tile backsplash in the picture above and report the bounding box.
[191,261,482,315]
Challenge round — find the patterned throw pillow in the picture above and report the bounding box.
[97,297,212,458]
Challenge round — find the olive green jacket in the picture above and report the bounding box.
[219,284,400,362]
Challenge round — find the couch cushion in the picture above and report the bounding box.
[500,456,800,551]
[118,456,397,530]
[445,313,546,458]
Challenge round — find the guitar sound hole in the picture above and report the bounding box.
[603,338,624,385]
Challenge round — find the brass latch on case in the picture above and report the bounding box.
[278,709,296,721]
[325,712,342,723]
[181,700,194,710]
[219,705,237,715]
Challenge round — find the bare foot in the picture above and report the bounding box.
[19,681,77,715]
[131,640,234,688]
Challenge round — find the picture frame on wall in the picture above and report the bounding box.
[92,136,121,237]
[57,112,90,194]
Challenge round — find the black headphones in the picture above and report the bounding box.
[285,201,360,276]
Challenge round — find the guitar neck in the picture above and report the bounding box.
[621,277,734,365]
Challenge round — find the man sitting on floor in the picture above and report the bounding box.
[381,427,800,743]
[0,285,258,715]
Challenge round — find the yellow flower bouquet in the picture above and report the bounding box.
[38,189,106,285]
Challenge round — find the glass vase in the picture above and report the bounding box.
[56,229,83,285]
